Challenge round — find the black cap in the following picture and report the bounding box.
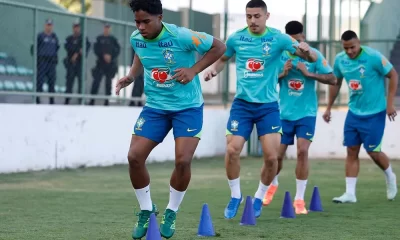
[104,22,110,27]
[45,18,53,25]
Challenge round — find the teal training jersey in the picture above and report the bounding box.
[279,48,333,121]
[130,22,213,111]
[333,46,393,116]
[224,27,299,103]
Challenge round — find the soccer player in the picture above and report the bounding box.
[203,0,318,219]
[261,21,336,213]
[115,0,226,239]
[323,30,398,203]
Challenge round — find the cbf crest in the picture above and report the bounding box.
[262,42,271,56]
[162,49,175,65]
[359,66,366,78]
[230,120,239,132]
[135,117,145,131]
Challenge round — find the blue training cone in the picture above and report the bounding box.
[309,186,323,212]
[197,203,215,237]
[146,213,161,240]
[280,191,296,218]
[240,196,256,225]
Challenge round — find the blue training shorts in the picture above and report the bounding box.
[281,116,316,145]
[132,104,203,143]
[343,110,386,152]
[226,98,282,140]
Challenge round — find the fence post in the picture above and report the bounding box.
[222,0,229,108]
[32,7,38,103]
[123,24,129,105]
[80,1,87,105]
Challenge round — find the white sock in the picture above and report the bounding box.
[134,185,153,211]
[272,174,279,186]
[254,181,269,200]
[345,177,357,196]
[384,164,395,181]
[295,179,308,200]
[166,186,186,212]
[228,178,241,199]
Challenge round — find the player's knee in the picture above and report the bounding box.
[127,150,145,169]
[347,146,360,159]
[226,143,242,159]
[367,151,380,161]
[175,150,193,167]
[297,147,309,160]
[263,155,278,167]
[174,159,191,174]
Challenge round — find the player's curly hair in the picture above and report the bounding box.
[285,21,303,35]
[129,0,163,15]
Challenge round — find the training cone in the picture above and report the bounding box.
[309,186,323,212]
[240,196,256,226]
[280,191,296,219]
[146,213,161,240]
[197,203,215,237]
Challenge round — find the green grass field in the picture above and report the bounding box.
[1,157,399,240]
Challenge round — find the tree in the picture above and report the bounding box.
[52,0,92,14]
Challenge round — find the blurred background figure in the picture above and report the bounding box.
[129,49,144,107]
[64,19,91,105]
[32,18,59,104]
[89,22,120,106]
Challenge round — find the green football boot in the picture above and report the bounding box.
[160,209,177,239]
[131,204,158,239]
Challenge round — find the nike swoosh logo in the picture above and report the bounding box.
[306,133,312,136]
[239,47,247,50]
[187,128,197,132]
[272,126,280,130]
[369,145,376,148]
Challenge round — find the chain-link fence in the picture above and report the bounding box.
[0,0,138,106]
[0,0,225,106]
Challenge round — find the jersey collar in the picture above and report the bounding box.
[350,47,364,60]
[141,22,169,42]
[247,26,269,37]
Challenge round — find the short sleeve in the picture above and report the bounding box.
[315,50,333,74]
[178,27,213,55]
[224,35,236,58]
[280,33,298,54]
[333,55,343,79]
[373,50,393,76]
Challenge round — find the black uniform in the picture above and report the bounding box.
[35,32,59,104]
[64,34,90,104]
[90,34,120,105]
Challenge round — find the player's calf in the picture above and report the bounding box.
[368,151,397,200]
[224,136,246,219]
[263,147,286,206]
[160,137,198,238]
[254,156,277,217]
[293,139,311,214]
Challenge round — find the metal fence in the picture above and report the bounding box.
[0,0,399,109]
[0,0,223,106]
[0,0,138,106]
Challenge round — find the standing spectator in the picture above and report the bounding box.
[64,19,91,105]
[33,18,59,104]
[89,23,120,106]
